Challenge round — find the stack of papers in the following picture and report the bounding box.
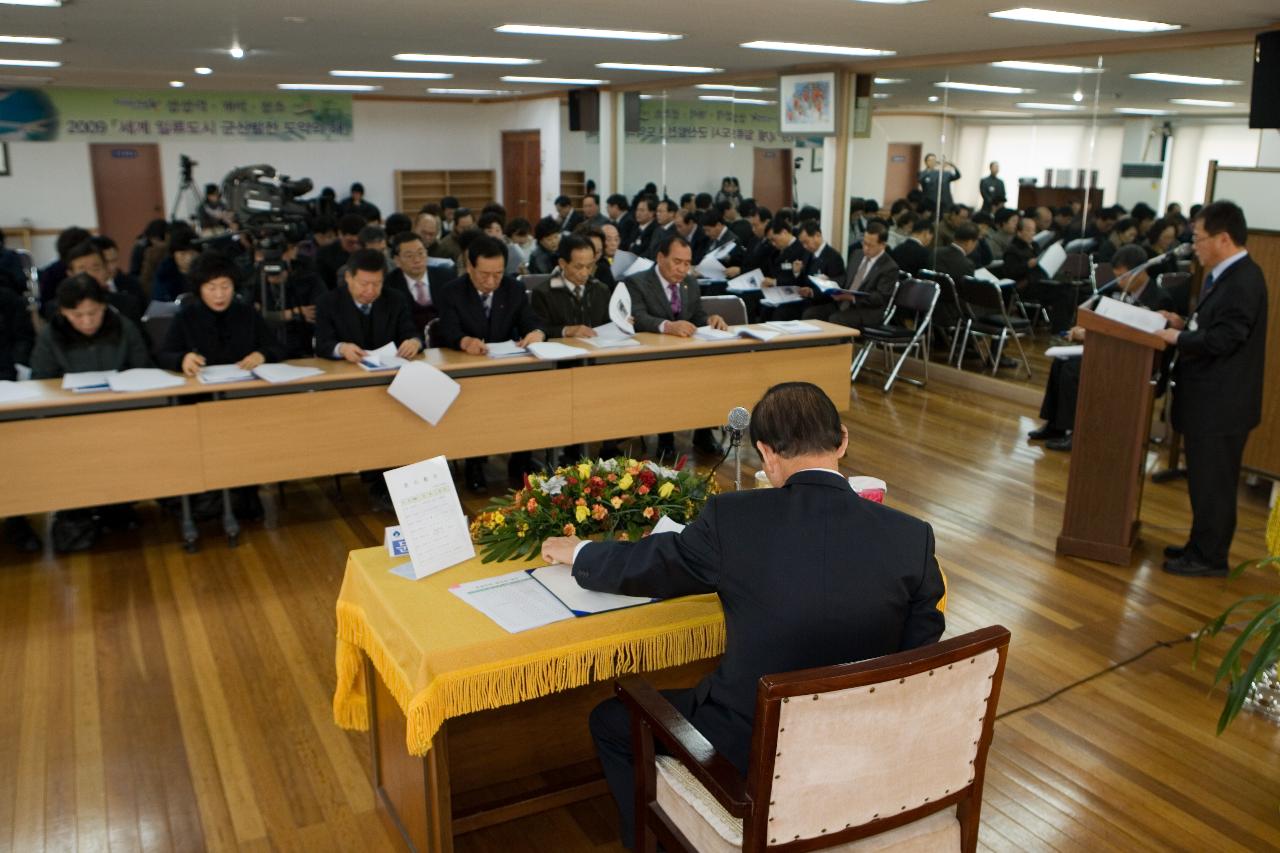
[0,380,41,403]
[197,364,254,385]
[1095,298,1167,334]
[106,368,186,392]
[253,363,325,384]
[485,340,529,359]
[760,285,804,307]
[1045,345,1084,359]
[763,320,822,335]
[62,371,115,392]
[694,326,739,342]
[581,323,640,349]
[450,571,576,633]
[387,361,461,426]
[527,341,589,361]
[727,269,764,292]
[974,267,1014,286]
[360,342,412,372]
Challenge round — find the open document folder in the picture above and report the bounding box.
[449,567,655,633]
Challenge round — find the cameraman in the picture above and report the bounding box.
[251,235,323,359]
[199,183,233,232]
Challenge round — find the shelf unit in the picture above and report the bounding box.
[560,170,586,207]
[395,169,496,216]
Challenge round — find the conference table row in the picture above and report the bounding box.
[0,323,856,517]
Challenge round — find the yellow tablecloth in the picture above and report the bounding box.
[332,547,726,756]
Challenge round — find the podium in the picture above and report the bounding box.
[1056,307,1167,565]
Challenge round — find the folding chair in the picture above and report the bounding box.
[850,278,940,392]
[701,294,749,326]
[956,276,1032,378]
[1157,271,1192,316]
[917,269,966,365]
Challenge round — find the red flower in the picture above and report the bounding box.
[567,476,578,485]
[675,454,688,471]
[637,484,650,495]
[607,473,618,483]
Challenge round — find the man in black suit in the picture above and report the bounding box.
[798,220,846,281]
[1004,215,1076,335]
[63,239,145,325]
[555,195,584,234]
[931,222,979,331]
[437,235,546,491]
[383,232,440,339]
[607,194,636,248]
[626,233,728,457]
[918,153,961,213]
[338,181,381,223]
[699,207,741,269]
[540,381,946,849]
[1028,245,1175,451]
[804,222,899,328]
[1157,201,1268,577]
[672,209,708,264]
[978,161,1005,213]
[891,218,933,276]
[315,248,422,363]
[626,194,659,258]
[316,214,365,289]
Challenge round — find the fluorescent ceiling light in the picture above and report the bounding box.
[991,60,1100,74]
[741,40,894,57]
[873,93,891,99]
[695,83,773,92]
[1170,98,1236,107]
[331,69,452,79]
[194,67,212,75]
[1016,101,1082,111]
[501,75,607,85]
[989,8,1179,32]
[974,110,1026,116]
[874,77,906,84]
[935,81,1030,94]
[0,0,62,6]
[698,95,776,105]
[927,95,939,102]
[427,87,519,95]
[1130,72,1241,86]
[229,46,245,59]
[1115,107,1174,115]
[0,35,62,45]
[277,83,380,91]
[597,62,720,74]
[169,81,184,88]
[0,58,59,67]
[393,53,539,65]
[495,24,681,41]
[639,94,655,100]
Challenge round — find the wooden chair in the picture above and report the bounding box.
[617,625,1011,853]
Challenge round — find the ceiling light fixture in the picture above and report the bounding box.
[277,83,380,91]
[695,83,774,92]
[169,81,184,88]
[331,69,453,79]
[0,35,62,45]
[741,40,894,57]
[0,58,59,67]
[927,95,939,102]
[873,93,891,99]
[393,53,540,65]
[597,62,721,73]
[990,60,1100,74]
[1130,72,1242,86]
[426,87,519,96]
[988,8,1179,32]
[194,66,212,75]
[229,45,245,59]
[501,75,608,85]
[934,81,1030,94]
[1169,98,1236,107]
[1115,107,1174,115]
[1015,101,1083,111]
[854,0,928,3]
[874,77,907,84]
[698,95,775,105]
[495,24,681,41]
[1072,90,1084,102]
[0,0,63,6]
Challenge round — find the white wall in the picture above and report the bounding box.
[1260,129,1280,167]
[844,114,946,205]
[1165,120,1260,208]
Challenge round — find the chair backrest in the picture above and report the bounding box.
[425,317,441,348]
[1157,271,1192,316]
[743,626,1010,849]
[1064,237,1096,254]
[956,276,1007,315]
[893,278,940,316]
[1093,262,1114,292]
[917,269,962,315]
[1061,252,1092,280]
[519,273,551,291]
[426,264,456,289]
[701,294,748,326]
[142,314,175,356]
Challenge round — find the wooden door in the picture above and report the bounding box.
[502,130,541,223]
[89,143,165,254]
[752,148,792,211]
[884,143,921,206]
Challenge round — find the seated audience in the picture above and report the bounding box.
[315,248,422,364]
[506,217,535,272]
[606,193,636,247]
[572,224,615,287]
[129,218,169,278]
[761,218,806,288]
[1003,216,1076,335]
[440,195,459,233]
[582,193,609,228]
[527,217,562,275]
[987,209,1018,260]
[38,226,92,309]
[891,218,933,275]
[384,212,412,240]
[554,195,582,233]
[530,234,611,340]
[799,221,845,281]
[385,232,439,337]
[0,285,38,552]
[626,194,659,258]
[726,200,754,246]
[317,214,365,289]
[358,224,388,258]
[436,208,475,261]
[63,240,144,323]
[804,222,898,329]
[1094,217,1137,264]
[339,181,381,223]
[700,208,741,267]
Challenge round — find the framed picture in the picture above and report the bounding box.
[810,146,825,173]
[779,72,837,135]
[0,143,9,177]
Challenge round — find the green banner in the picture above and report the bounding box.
[629,99,799,146]
[0,87,353,142]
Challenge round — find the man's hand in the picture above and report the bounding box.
[397,338,422,359]
[831,290,856,302]
[181,352,206,376]
[1157,327,1182,346]
[541,535,582,566]
[517,329,546,348]
[1028,257,1038,268]
[299,304,316,323]
[707,314,729,331]
[564,324,597,338]
[791,260,804,276]
[459,336,488,356]
[237,351,266,371]
[1159,310,1185,330]
[1068,326,1086,343]
[724,266,741,279]
[665,320,696,337]
[338,343,367,363]
[797,287,814,298]
[761,277,777,287]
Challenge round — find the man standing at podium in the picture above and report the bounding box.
[1157,201,1268,577]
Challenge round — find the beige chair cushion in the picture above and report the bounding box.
[654,756,960,852]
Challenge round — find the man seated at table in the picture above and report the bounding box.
[315,248,422,365]
[802,222,899,329]
[625,233,728,459]
[541,381,946,850]
[1027,244,1174,452]
[384,232,439,337]
[437,235,545,492]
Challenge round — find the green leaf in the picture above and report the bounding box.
[1218,625,1280,734]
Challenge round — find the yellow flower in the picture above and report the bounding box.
[575,504,590,523]
[611,496,623,509]
[658,481,675,499]
[577,462,592,480]
[643,506,656,519]
[618,473,634,491]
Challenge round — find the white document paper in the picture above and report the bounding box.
[712,241,738,260]
[651,515,687,535]
[763,320,822,334]
[1095,298,1167,335]
[808,275,845,296]
[485,340,529,359]
[695,254,726,279]
[529,564,655,615]
[694,326,739,342]
[253,363,325,384]
[611,251,638,276]
[62,370,115,392]
[450,570,574,633]
[387,361,461,426]
[760,285,804,306]
[0,380,40,403]
[581,328,641,349]
[1039,242,1068,278]
[1044,345,1085,359]
[197,364,253,385]
[974,267,1014,286]
[383,455,475,579]
[733,325,781,342]
[107,368,185,393]
[142,299,180,319]
[608,283,635,335]
[727,269,764,292]
[624,256,655,277]
[360,342,411,372]
[426,256,456,270]
[527,341,590,361]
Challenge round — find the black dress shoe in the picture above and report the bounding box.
[1162,554,1228,577]
[1045,435,1073,451]
[1163,544,1187,559]
[1027,425,1066,441]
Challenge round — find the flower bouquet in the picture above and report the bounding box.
[469,456,718,562]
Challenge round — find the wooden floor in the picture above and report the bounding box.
[3,372,1279,852]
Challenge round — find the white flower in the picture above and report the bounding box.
[540,475,567,496]
[599,458,619,472]
[645,461,678,479]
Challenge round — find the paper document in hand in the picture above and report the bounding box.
[694,326,739,342]
[808,275,844,295]
[582,324,641,348]
[449,571,574,632]
[529,564,655,615]
[651,515,686,535]
[253,363,324,384]
[383,455,474,579]
[973,267,1013,286]
[763,320,822,334]
[760,285,804,306]
[611,251,638,276]
[624,256,654,277]
[609,282,635,335]
[1038,242,1068,278]
[727,269,764,292]
[360,342,411,371]
[0,380,40,403]
[197,364,254,385]
[526,341,589,361]
[107,368,185,392]
[62,371,115,392]
[485,340,528,358]
[387,361,461,426]
[1044,345,1084,359]
[1094,298,1167,335]
[712,242,738,260]
[695,254,726,279]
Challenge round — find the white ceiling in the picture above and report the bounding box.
[0,0,1274,98]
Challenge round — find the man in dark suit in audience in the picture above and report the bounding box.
[891,218,933,276]
[315,249,422,363]
[316,214,365,289]
[383,232,440,339]
[437,235,546,491]
[761,218,807,287]
[673,209,708,265]
[933,222,978,284]
[63,240,145,324]
[555,195,583,234]
[804,222,898,328]
[700,207,739,261]
[1157,201,1268,577]
[582,193,609,229]
[725,200,755,246]
[1003,216,1076,335]
[627,194,659,258]
[798,221,846,281]
[540,381,946,849]
[607,194,636,248]
[626,233,728,457]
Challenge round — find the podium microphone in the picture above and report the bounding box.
[725,406,751,491]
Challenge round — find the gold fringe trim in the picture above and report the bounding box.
[333,599,726,756]
[1267,499,1280,557]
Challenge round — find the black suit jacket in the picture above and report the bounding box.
[436,275,543,348]
[628,221,658,258]
[932,243,976,285]
[806,244,846,281]
[1171,255,1268,436]
[1000,237,1040,285]
[384,268,441,336]
[560,210,584,233]
[0,286,34,380]
[314,286,420,358]
[845,249,900,311]
[574,470,946,773]
[530,274,612,338]
[891,238,930,276]
[625,267,708,331]
[156,299,283,371]
[315,242,351,290]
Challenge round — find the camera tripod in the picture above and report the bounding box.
[169,157,204,224]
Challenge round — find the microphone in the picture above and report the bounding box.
[1092,242,1193,302]
[726,406,750,438]
[724,406,751,492]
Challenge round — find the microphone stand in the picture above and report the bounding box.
[728,427,743,492]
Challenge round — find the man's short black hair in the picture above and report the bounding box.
[972,211,993,226]
[863,200,880,214]
[384,212,412,238]
[1096,207,1118,222]
[56,273,108,311]
[56,226,92,260]
[312,215,337,234]
[585,193,600,206]
[65,239,104,267]
[1195,200,1248,247]
[738,199,758,219]
[143,219,169,241]
[953,223,980,243]
[1112,244,1148,272]
[797,205,821,223]
[347,248,387,275]
[555,195,572,207]
[749,382,844,459]
[558,234,594,262]
[755,205,772,222]
[713,200,731,214]
[657,198,679,215]
[478,211,504,233]
[896,211,920,231]
[441,195,459,210]
[864,221,888,243]
[654,232,690,257]
[606,193,628,210]
[506,217,532,238]
[390,231,424,256]
[1113,217,1137,234]
[467,234,509,267]
[534,216,561,241]
[338,214,366,236]
[454,207,474,223]
[189,251,239,288]
[911,218,935,237]
[798,220,823,238]
[680,193,694,205]
[766,218,792,236]
[701,208,724,228]
[358,225,386,245]
[89,235,118,253]
[635,194,657,214]
[350,182,365,194]
[994,209,1018,226]
[694,192,713,210]
[481,201,507,220]
[455,227,483,257]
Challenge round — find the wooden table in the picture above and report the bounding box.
[0,323,855,516]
